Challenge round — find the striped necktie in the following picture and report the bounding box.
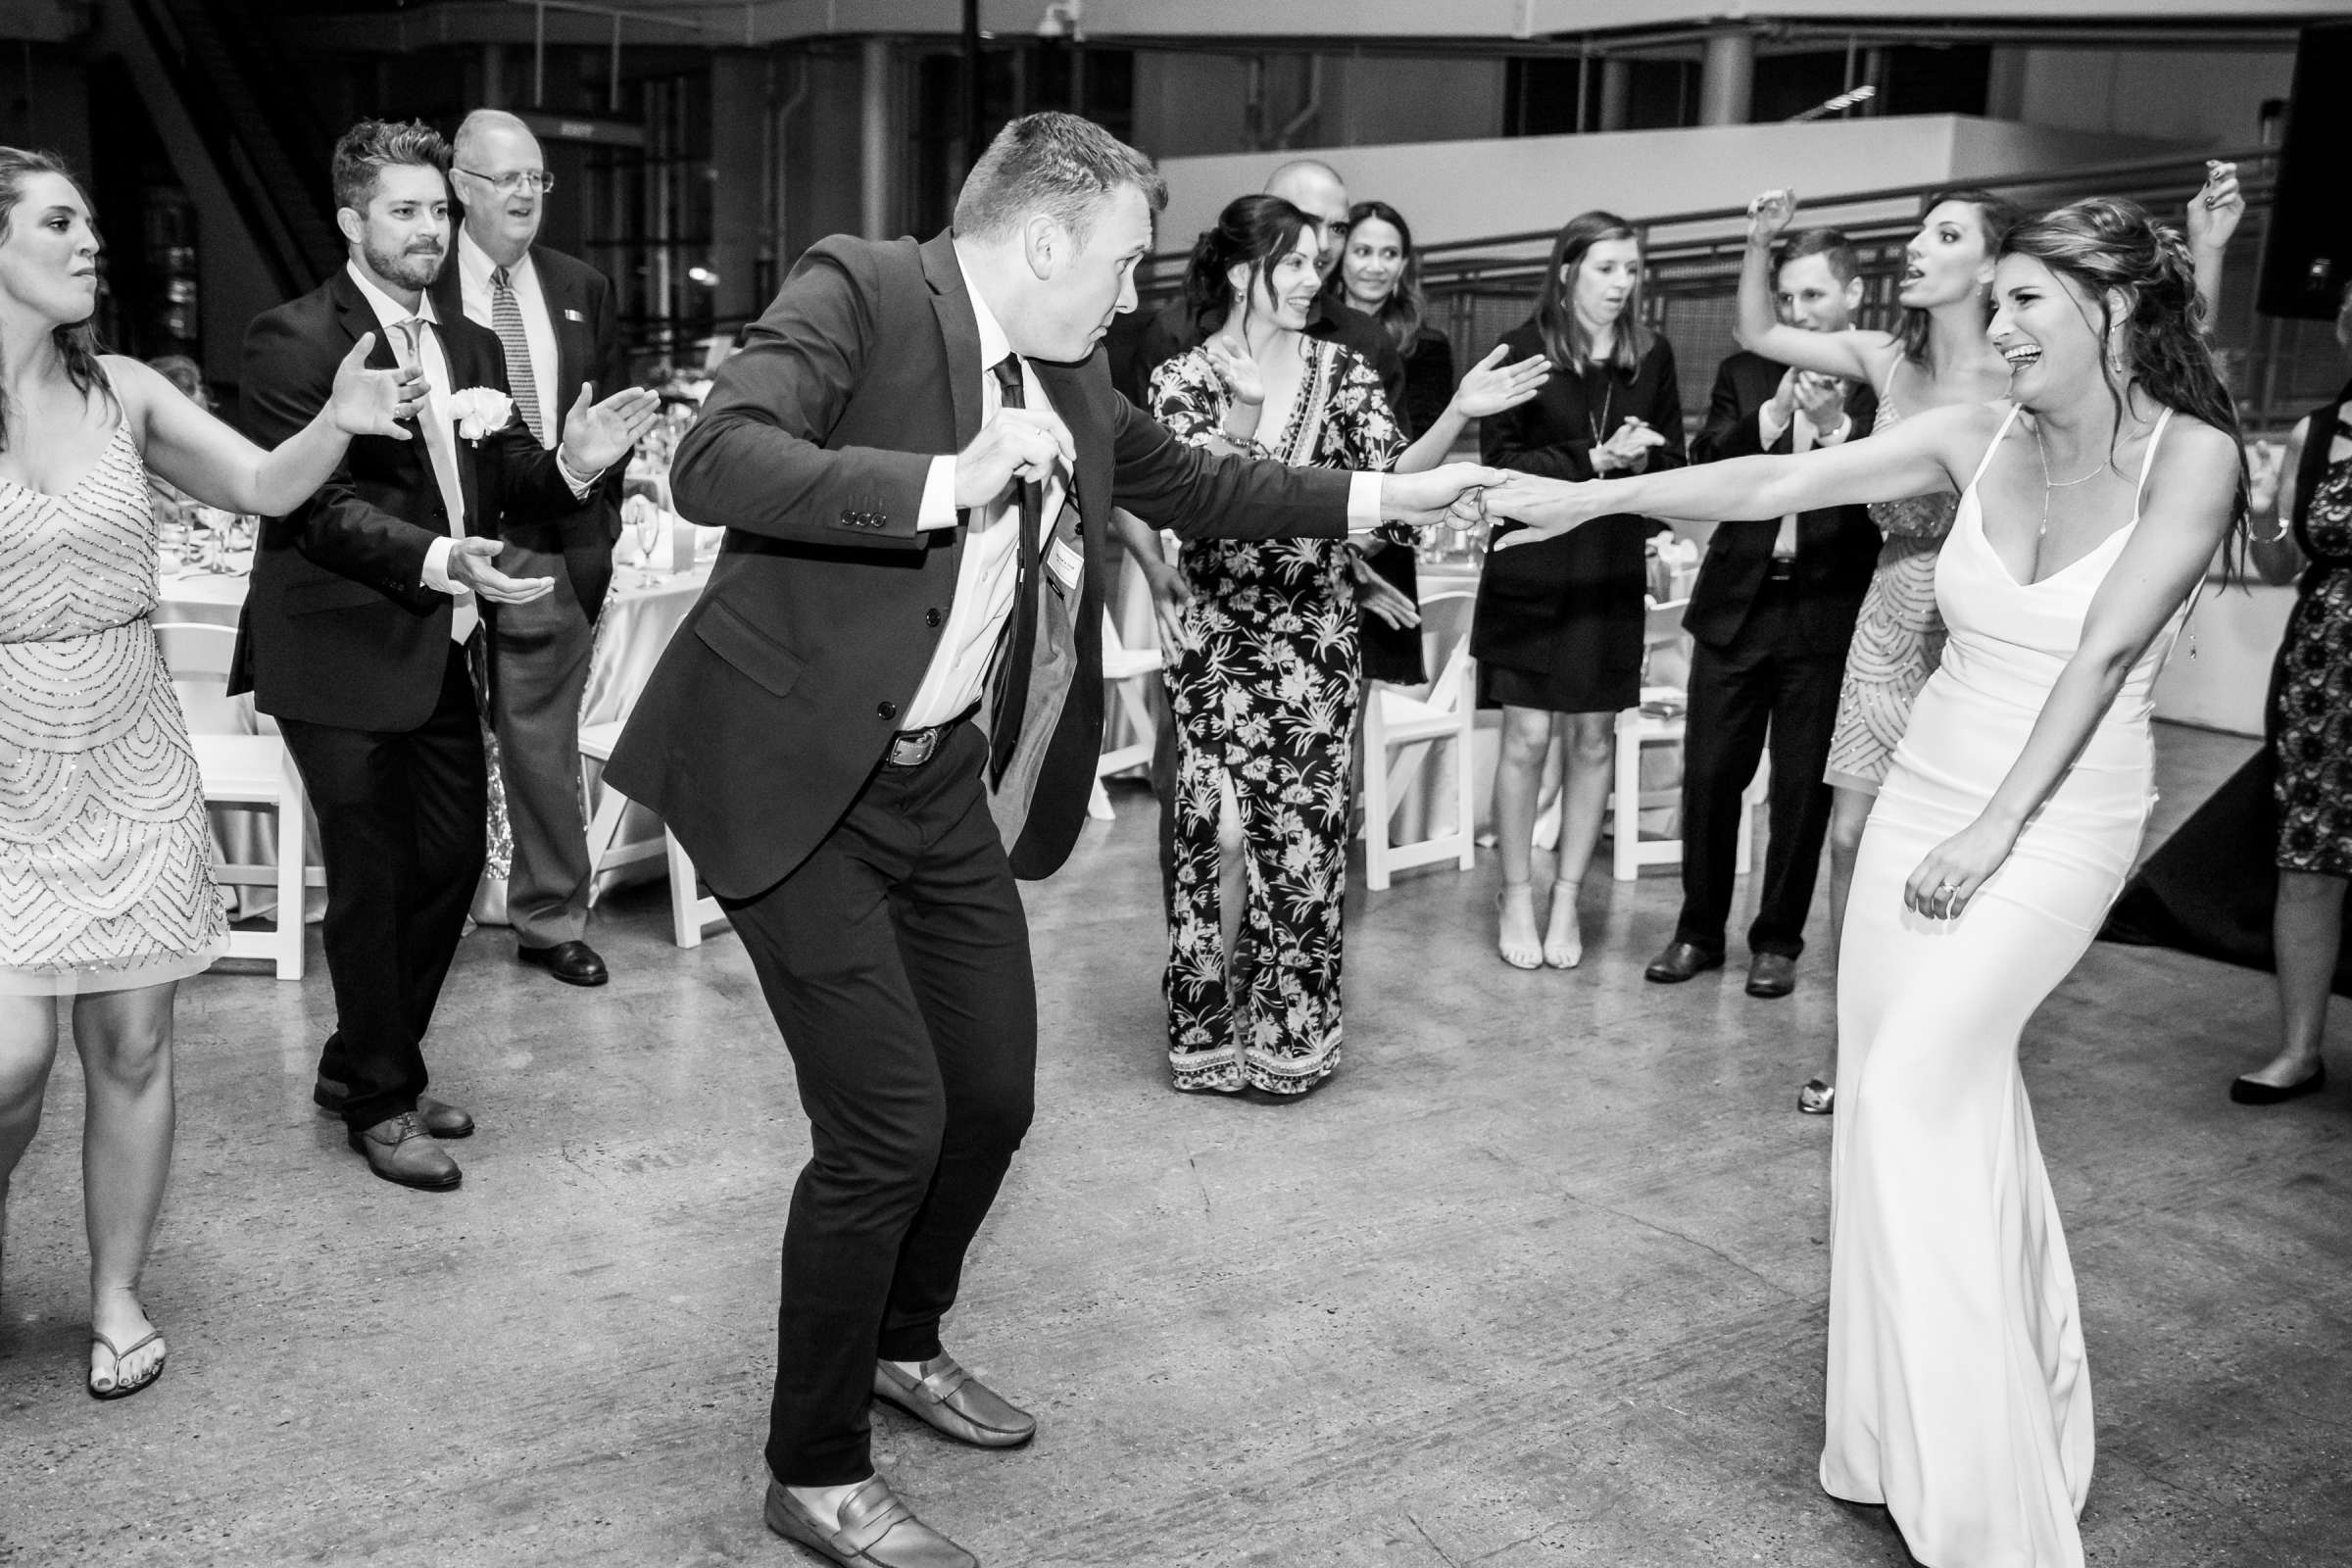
[490,264,544,444]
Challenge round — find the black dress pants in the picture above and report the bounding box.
[722,721,1037,1487]
[1671,580,1846,960]
[276,641,488,1130]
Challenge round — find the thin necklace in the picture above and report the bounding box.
[2032,417,2109,539]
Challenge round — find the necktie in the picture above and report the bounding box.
[490,265,545,444]
[392,316,478,645]
[988,353,1043,788]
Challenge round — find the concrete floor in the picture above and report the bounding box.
[4,723,2347,1567]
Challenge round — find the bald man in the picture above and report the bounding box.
[430,108,627,988]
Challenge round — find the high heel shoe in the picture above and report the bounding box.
[1496,883,1543,970]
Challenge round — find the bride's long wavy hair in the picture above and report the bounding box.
[0,147,114,454]
[1999,196,2249,543]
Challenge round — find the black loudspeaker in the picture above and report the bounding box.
[2259,21,2352,320]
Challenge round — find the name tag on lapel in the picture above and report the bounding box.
[563,307,587,323]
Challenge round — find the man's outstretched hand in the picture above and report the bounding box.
[1377,464,1508,531]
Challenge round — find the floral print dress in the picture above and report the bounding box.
[1149,340,1403,1095]
[2272,443,2352,876]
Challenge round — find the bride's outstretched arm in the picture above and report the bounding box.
[1484,401,1984,547]
[1904,418,2246,920]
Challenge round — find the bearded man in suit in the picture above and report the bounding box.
[235,120,656,1191]
[605,112,1494,1568]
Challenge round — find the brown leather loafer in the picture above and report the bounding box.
[764,1476,976,1568]
[872,1353,1035,1448]
[1746,953,1796,999]
[347,1113,462,1190]
[315,1079,473,1139]
[516,939,609,987]
[1643,941,1724,984]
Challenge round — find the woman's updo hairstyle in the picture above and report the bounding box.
[1181,194,1311,337]
[1999,195,2247,532]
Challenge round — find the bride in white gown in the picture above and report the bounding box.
[1479,196,2249,1567]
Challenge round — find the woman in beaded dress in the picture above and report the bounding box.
[0,149,418,1398]
[2230,290,2352,1106]
[1121,195,1544,1096]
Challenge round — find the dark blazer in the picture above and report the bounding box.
[1682,350,1883,655]
[603,230,1355,899]
[428,242,629,618]
[231,266,590,731]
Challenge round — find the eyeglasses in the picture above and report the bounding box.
[457,168,555,195]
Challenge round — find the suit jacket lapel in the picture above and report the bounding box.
[920,231,983,450]
[332,271,435,495]
[539,253,590,410]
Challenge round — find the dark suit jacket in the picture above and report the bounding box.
[1682,349,1883,656]
[603,229,1355,899]
[231,266,592,731]
[428,242,629,618]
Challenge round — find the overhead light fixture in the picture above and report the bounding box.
[687,266,719,286]
[1788,83,1876,123]
[1036,1,1083,41]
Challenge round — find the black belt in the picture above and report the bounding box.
[884,703,980,768]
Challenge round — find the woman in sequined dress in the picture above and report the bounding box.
[0,149,416,1398]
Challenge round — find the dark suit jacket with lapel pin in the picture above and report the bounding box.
[604,229,1362,897]
[428,242,628,620]
[230,265,593,727]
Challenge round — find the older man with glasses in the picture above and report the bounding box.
[430,107,631,991]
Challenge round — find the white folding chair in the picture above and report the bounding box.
[578,720,727,948]
[1362,589,1479,891]
[154,621,315,979]
[1606,598,1755,882]
[1093,609,1163,821]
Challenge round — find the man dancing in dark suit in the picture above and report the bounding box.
[235,120,655,1191]
[432,107,630,989]
[604,113,1494,1567]
[1642,228,1881,1011]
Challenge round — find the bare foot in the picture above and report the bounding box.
[1544,879,1583,969]
[88,1285,166,1396]
[1497,883,1542,969]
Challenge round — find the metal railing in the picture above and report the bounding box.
[1144,145,2333,435]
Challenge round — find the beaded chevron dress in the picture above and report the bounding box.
[0,417,222,995]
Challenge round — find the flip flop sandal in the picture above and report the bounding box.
[89,1327,167,1401]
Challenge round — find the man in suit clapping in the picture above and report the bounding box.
[432,108,629,990]
[1644,229,1882,1004]
[235,121,657,1191]
[605,113,1495,1567]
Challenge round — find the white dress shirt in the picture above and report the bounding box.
[1756,391,1853,559]
[899,254,1387,731]
[456,228,561,451]
[344,260,476,642]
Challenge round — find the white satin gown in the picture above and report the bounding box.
[1824,405,2186,1567]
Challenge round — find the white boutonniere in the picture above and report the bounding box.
[445,387,514,444]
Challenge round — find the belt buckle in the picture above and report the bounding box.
[889,726,941,767]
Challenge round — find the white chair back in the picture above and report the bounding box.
[154,620,248,736]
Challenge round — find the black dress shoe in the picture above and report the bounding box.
[516,939,609,987]
[1644,941,1725,984]
[2230,1061,2327,1105]
[1746,953,1796,998]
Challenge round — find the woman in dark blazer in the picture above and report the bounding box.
[1474,211,1685,970]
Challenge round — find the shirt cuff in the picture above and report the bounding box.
[1346,470,1384,534]
[422,535,457,594]
[1757,404,1791,450]
[1815,414,1853,447]
[555,446,602,499]
[918,455,959,531]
